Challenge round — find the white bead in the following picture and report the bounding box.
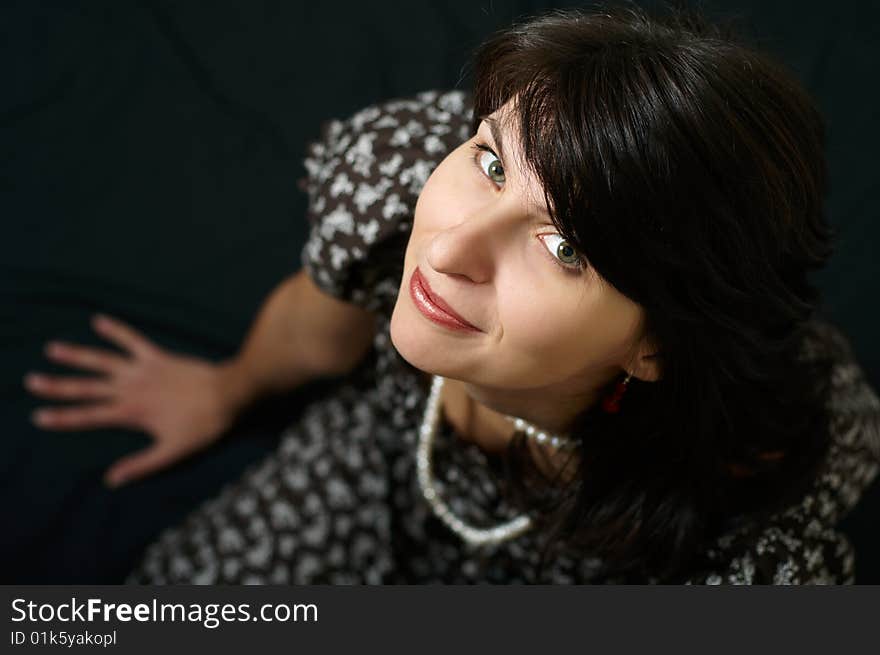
[504,412,577,450]
[417,375,533,547]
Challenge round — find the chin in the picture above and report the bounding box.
[389,299,433,372]
[390,298,470,380]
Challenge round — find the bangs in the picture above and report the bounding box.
[467,7,695,268]
[470,50,585,246]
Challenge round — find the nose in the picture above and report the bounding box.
[425,196,522,284]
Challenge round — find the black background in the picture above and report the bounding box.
[1,0,877,583]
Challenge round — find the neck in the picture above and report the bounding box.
[458,378,598,437]
[437,375,589,482]
[429,371,606,446]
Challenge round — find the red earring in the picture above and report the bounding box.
[601,371,633,413]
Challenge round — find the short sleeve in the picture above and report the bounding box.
[298,89,473,316]
[805,319,880,525]
[683,522,856,584]
[684,318,880,584]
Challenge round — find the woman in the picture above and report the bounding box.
[25,5,879,583]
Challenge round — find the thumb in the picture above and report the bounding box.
[104,445,179,488]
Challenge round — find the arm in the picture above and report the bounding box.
[218,268,378,414]
[24,268,377,485]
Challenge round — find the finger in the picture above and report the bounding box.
[24,372,114,401]
[31,404,123,431]
[104,445,178,487]
[43,340,127,374]
[91,313,157,358]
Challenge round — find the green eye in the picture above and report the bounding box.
[540,233,585,272]
[487,159,505,184]
[556,241,579,265]
[476,148,505,185]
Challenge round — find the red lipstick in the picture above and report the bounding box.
[409,267,480,332]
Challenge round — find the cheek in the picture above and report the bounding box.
[405,171,442,264]
[502,286,592,353]
[498,282,634,370]
[412,145,480,233]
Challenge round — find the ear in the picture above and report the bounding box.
[629,334,662,383]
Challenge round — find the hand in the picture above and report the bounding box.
[24,313,246,487]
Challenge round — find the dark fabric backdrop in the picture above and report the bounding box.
[2,0,877,582]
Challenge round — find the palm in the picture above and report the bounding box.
[24,314,236,486]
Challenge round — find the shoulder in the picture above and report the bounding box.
[684,515,855,584]
[800,317,880,525]
[685,318,880,584]
[298,90,473,313]
[300,89,474,210]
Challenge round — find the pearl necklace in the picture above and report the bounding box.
[416,375,578,547]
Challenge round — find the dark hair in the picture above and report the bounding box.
[469,2,838,581]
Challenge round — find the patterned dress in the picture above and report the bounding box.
[127,90,880,584]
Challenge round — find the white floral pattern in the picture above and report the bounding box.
[127,90,880,585]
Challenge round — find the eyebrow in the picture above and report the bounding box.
[480,115,507,164]
[479,114,551,219]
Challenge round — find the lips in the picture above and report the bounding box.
[409,267,480,332]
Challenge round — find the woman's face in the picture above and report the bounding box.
[390,99,657,422]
